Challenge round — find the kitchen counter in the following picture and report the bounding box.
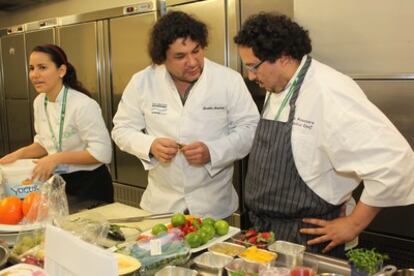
[72,203,352,275]
[69,202,171,248]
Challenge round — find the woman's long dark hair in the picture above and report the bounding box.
[32,44,91,97]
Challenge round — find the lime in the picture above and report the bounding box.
[202,217,215,227]
[171,213,186,227]
[201,224,215,240]
[214,220,229,236]
[192,219,201,230]
[197,229,210,245]
[185,232,202,248]
[151,223,168,236]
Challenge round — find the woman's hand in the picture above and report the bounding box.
[0,151,22,164]
[32,154,60,181]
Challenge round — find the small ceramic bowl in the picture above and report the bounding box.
[0,240,10,269]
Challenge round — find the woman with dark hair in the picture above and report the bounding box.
[0,44,114,210]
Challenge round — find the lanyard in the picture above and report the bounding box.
[263,78,297,121]
[262,58,309,121]
[44,86,68,152]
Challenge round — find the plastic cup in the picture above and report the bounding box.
[291,267,317,276]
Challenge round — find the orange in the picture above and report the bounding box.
[0,196,23,225]
[22,192,41,222]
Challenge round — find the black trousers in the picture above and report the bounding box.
[60,165,114,212]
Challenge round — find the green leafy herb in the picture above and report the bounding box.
[346,248,389,276]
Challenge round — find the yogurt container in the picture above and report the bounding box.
[0,159,41,199]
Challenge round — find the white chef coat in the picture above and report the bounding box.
[112,58,260,219]
[263,55,414,207]
[33,86,112,173]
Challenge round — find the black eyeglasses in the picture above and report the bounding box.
[245,60,265,73]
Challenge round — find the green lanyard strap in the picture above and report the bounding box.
[44,86,68,152]
[263,59,309,121]
[262,78,297,121]
[273,78,297,121]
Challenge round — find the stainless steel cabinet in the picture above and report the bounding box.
[110,12,156,188]
[58,23,100,102]
[1,33,32,151]
[1,34,28,100]
[357,79,414,148]
[25,28,55,133]
[0,40,5,156]
[5,99,32,151]
[169,0,226,65]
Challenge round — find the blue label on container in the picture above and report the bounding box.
[5,182,41,199]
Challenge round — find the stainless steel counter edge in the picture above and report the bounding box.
[304,252,351,276]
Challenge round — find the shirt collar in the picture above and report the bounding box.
[54,86,66,103]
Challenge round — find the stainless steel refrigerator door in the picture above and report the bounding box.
[240,0,293,22]
[169,0,226,65]
[294,0,414,75]
[57,22,100,102]
[0,40,5,156]
[355,79,414,240]
[357,79,414,148]
[0,120,4,156]
[110,11,157,188]
[25,28,55,135]
[1,34,33,151]
[5,99,32,151]
[1,34,28,99]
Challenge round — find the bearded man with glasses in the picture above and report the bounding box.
[234,13,414,258]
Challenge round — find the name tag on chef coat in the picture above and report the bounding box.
[152,103,168,115]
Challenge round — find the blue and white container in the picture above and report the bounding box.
[0,159,41,199]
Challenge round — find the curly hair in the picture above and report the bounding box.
[234,13,311,62]
[149,11,208,65]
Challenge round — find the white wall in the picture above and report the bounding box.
[0,0,143,28]
[294,0,414,75]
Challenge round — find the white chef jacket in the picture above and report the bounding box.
[33,86,112,173]
[263,55,414,207]
[112,58,260,219]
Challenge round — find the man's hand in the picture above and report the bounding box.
[300,202,381,253]
[150,138,179,163]
[300,216,359,253]
[33,154,60,181]
[181,141,211,165]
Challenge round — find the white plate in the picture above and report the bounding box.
[0,223,42,233]
[0,263,47,275]
[141,226,240,253]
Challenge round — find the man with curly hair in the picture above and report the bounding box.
[112,11,259,219]
[234,13,414,257]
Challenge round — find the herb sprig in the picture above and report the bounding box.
[346,248,389,276]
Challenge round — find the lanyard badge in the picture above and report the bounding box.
[44,86,69,152]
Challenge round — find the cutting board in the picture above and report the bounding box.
[69,203,171,247]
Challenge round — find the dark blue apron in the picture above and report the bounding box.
[245,56,345,258]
